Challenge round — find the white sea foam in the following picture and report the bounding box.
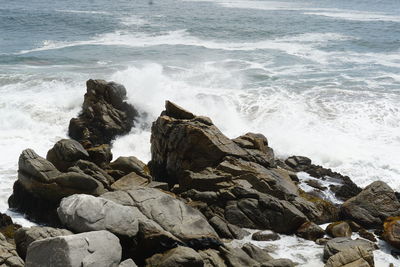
[55,9,110,15]
[305,11,400,22]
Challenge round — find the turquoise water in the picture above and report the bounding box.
[1,0,400,213]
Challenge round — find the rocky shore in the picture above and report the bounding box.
[1,79,400,267]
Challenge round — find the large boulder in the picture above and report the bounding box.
[109,156,150,180]
[58,194,139,237]
[0,233,24,267]
[295,222,325,241]
[149,101,275,186]
[14,226,73,259]
[25,230,122,267]
[101,187,220,248]
[341,181,400,228]
[68,79,138,147]
[46,139,89,172]
[323,237,376,262]
[326,222,352,238]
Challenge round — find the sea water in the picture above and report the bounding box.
[1,0,399,265]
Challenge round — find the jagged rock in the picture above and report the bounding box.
[86,144,113,168]
[241,243,273,263]
[252,231,280,241]
[0,233,24,267]
[101,187,220,250]
[284,156,361,201]
[109,156,150,180]
[68,79,137,147]
[219,245,260,267]
[341,181,400,228]
[224,194,307,234]
[25,230,121,267]
[46,139,89,172]
[325,246,374,267]
[383,216,400,249]
[326,222,352,238]
[323,237,376,262]
[145,246,203,267]
[358,229,377,242]
[119,259,138,267]
[58,194,139,237]
[14,226,73,259]
[165,101,195,120]
[198,249,227,267]
[111,172,149,191]
[19,148,60,183]
[149,101,275,186]
[0,213,21,243]
[295,221,325,241]
[70,159,115,187]
[208,216,248,240]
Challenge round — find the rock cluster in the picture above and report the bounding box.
[4,80,400,267]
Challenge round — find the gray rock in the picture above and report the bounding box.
[326,222,352,238]
[219,245,260,267]
[198,249,227,267]
[323,237,376,262]
[341,181,400,228]
[19,149,60,183]
[25,230,122,267]
[145,246,203,267]
[14,226,73,259]
[111,172,149,191]
[261,259,296,267]
[252,231,280,241]
[119,259,138,267]
[295,222,325,241]
[325,246,374,267]
[46,139,89,171]
[58,194,139,237]
[101,187,219,246]
[0,233,24,267]
[71,160,115,187]
[110,156,150,179]
[242,243,274,263]
[209,216,248,240]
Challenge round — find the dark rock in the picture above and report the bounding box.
[70,159,115,188]
[0,233,24,267]
[383,216,400,249]
[25,230,122,267]
[110,156,150,180]
[68,79,137,146]
[198,249,226,267]
[0,213,21,243]
[305,179,327,190]
[46,139,89,172]
[14,226,72,259]
[295,222,325,241]
[348,221,362,232]
[241,243,273,263]
[252,231,280,241]
[86,144,113,168]
[209,216,248,240]
[326,221,352,238]
[145,246,203,267]
[261,259,296,267]
[218,245,260,267]
[323,237,376,262]
[341,181,400,228]
[316,238,330,245]
[165,100,195,120]
[111,172,149,191]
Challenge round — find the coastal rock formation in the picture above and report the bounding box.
[325,246,374,267]
[323,237,376,262]
[25,230,122,267]
[145,246,204,267]
[0,233,24,267]
[383,216,400,249]
[46,139,89,172]
[326,221,352,238]
[68,79,137,147]
[295,222,325,241]
[14,226,73,259]
[341,181,400,228]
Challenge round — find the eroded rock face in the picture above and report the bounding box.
[68,79,137,147]
[25,230,122,267]
[325,246,374,267]
[0,233,24,267]
[326,222,352,238]
[145,246,204,267]
[46,139,89,172]
[341,181,400,228]
[383,216,400,249]
[14,226,73,259]
[323,237,376,262]
[295,222,325,241]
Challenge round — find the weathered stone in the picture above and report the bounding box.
[165,100,195,120]
[70,159,115,187]
[342,181,400,228]
[242,243,273,263]
[219,245,260,267]
[0,233,24,267]
[14,226,73,259]
[25,230,122,267]
[295,221,325,241]
[101,187,221,250]
[323,237,376,262]
[19,149,60,183]
[198,249,226,267]
[252,231,280,241]
[383,216,400,249]
[326,222,352,238]
[261,259,295,267]
[58,194,139,237]
[325,246,374,267]
[358,229,377,243]
[86,144,113,168]
[46,139,89,171]
[68,79,137,146]
[145,246,203,267]
[209,216,248,240]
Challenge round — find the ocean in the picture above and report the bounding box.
[1,0,399,265]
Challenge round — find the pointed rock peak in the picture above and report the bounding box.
[165,100,195,120]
